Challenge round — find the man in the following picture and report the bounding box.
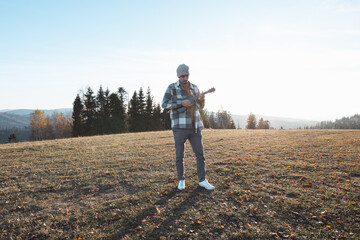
[162,64,215,191]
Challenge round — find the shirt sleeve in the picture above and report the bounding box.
[162,84,183,110]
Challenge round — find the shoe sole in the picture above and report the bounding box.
[199,185,215,191]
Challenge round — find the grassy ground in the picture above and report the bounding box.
[0,129,359,239]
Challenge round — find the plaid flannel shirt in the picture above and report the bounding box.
[162,80,205,132]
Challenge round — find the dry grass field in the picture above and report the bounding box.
[0,129,359,239]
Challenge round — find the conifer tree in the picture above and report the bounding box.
[264,120,270,129]
[96,86,106,134]
[145,87,154,131]
[109,92,127,133]
[161,108,171,130]
[104,88,111,117]
[117,87,128,132]
[97,86,106,114]
[128,91,140,132]
[83,87,97,135]
[257,117,265,129]
[8,133,18,143]
[256,117,270,129]
[118,87,127,108]
[208,112,217,129]
[118,88,127,114]
[153,103,163,130]
[229,119,236,129]
[216,107,234,129]
[102,88,112,134]
[138,87,146,131]
[72,94,84,137]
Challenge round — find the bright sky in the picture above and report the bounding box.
[1,0,359,121]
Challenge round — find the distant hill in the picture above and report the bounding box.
[230,114,318,129]
[0,108,72,116]
[0,108,72,130]
[0,113,31,129]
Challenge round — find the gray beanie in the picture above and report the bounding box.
[176,64,189,78]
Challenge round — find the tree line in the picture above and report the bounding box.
[10,85,237,143]
[25,104,238,142]
[72,86,171,137]
[4,87,359,143]
[71,86,237,137]
[311,114,360,129]
[205,108,236,129]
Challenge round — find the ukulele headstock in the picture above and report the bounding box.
[208,87,215,93]
[204,87,216,94]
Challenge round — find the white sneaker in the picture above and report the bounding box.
[178,180,185,190]
[199,179,215,190]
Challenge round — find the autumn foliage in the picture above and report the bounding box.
[30,110,72,141]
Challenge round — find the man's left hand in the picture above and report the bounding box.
[198,92,205,101]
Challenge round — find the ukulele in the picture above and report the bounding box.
[176,87,216,113]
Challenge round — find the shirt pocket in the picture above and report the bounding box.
[175,88,186,100]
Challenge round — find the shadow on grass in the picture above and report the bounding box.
[111,186,211,239]
[111,187,178,239]
[146,186,212,239]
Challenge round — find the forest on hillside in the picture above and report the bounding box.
[312,114,360,129]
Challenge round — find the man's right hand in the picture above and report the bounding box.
[181,100,193,107]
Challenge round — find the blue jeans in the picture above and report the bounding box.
[172,128,206,182]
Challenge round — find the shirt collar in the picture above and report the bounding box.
[176,80,194,90]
